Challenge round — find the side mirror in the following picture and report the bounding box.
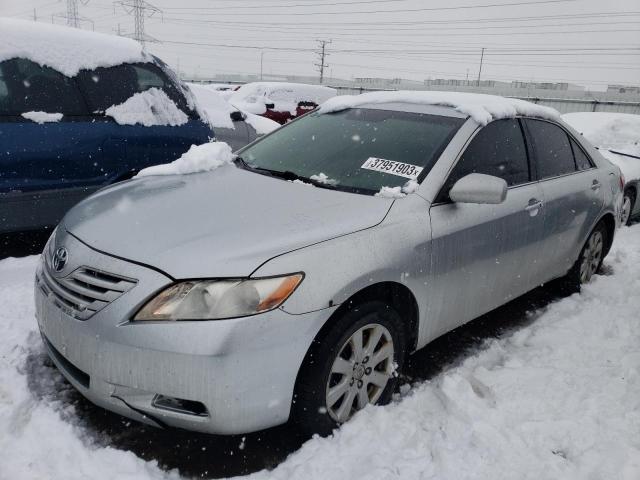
[230,110,246,122]
[449,173,507,204]
[264,103,275,110]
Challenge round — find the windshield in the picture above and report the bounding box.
[237,108,465,195]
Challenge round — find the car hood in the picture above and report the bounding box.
[63,164,393,279]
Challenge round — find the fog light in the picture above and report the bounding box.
[152,395,209,417]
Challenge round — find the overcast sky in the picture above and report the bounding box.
[1,0,639,91]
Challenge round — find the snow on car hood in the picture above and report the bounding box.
[62,165,393,279]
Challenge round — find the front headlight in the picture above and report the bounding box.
[133,273,303,321]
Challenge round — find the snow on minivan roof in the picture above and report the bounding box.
[319,90,560,126]
[0,18,149,77]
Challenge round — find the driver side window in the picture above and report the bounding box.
[437,119,530,203]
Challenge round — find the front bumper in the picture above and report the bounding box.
[35,230,336,434]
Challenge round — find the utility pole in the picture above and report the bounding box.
[33,8,37,21]
[315,40,331,84]
[476,47,485,87]
[53,0,92,29]
[466,68,469,85]
[114,0,162,47]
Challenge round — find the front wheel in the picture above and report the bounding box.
[292,301,406,436]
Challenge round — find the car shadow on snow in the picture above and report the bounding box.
[22,275,583,479]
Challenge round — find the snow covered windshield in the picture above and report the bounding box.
[238,108,464,195]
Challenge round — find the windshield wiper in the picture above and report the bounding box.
[234,158,338,190]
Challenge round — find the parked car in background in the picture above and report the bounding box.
[0,19,213,234]
[563,112,640,225]
[186,83,279,150]
[36,92,621,437]
[229,82,337,124]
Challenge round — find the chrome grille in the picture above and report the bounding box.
[37,261,137,320]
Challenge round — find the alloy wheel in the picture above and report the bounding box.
[621,195,632,226]
[579,230,604,283]
[325,323,395,423]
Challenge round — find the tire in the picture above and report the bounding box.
[561,221,608,291]
[621,189,636,226]
[292,300,407,436]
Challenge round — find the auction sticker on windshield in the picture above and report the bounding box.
[361,157,423,179]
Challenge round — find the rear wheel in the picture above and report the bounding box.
[621,189,635,226]
[561,221,608,291]
[293,301,406,436]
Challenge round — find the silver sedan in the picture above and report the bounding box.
[35,99,622,436]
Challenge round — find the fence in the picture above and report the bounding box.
[327,85,640,115]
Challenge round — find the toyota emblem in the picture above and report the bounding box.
[52,247,68,272]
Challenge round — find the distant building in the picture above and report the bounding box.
[354,77,424,88]
[607,84,640,94]
[423,78,510,88]
[511,81,585,91]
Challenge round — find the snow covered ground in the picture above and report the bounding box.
[1,225,639,479]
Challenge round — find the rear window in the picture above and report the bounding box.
[0,58,86,115]
[526,119,577,179]
[76,63,189,113]
[239,108,465,194]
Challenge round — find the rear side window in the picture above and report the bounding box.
[0,58,86,115]
[570,138,593,170]
[76,63,189,113]
[438,119,529,201]
[526,119,577,179]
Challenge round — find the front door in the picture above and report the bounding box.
[425,119,546,342]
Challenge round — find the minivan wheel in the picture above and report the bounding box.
[292,301,406,436]
[562,221,608,291]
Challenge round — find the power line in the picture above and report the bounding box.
[157,0,578,16]
[114,0,162,46]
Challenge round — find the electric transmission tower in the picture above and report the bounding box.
[52,0,93,30]
[315,39,331,84]
[114,0,162,46]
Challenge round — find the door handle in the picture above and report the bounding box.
[591,180,601,191]
[525,199,543,216]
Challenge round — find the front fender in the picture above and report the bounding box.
[251,195,432,317]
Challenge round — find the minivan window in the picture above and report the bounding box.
[76,63,189,114]
[526,119,577,179]
[238,108,465,194]
[437,119,529,202]
[570,138,593,170]
[0,58,86,116]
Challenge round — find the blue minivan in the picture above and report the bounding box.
[0,31,213,234]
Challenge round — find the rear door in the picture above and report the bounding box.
[523,119,604,281]
[0,58,108,232]
[427,119,546,339]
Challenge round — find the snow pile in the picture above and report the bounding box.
[319,91,559,125]
[1,224,640,478]
[376,180,420,198]
[563,112,640,156]
[186,83,235,129]
[105,88,188,127]
[21,111,63,124]
[230,82,336,115]
[135,142,233,177]
[0,18,148,77]
[187,83,279,135]
[310,173,338,185]
[563,112,640,182]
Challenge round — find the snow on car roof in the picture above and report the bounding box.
[562,112,640,155]
[319,90,560,125]
[0,18,149,77]
[232,82,337,103]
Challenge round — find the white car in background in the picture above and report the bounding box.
[228,82,337,124]
[563,112,640,225]
[187,82,279,150]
